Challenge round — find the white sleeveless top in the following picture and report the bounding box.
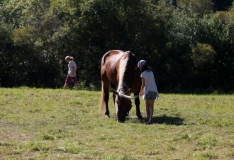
[140,70,158,95]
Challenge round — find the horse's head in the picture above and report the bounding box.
[113,89,138,122]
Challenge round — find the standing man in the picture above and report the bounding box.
[63,56,79,90]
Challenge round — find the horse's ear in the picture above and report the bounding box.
[125,51,131,54]
[112,90,119,95]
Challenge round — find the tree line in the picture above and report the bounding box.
[0,0,234,93]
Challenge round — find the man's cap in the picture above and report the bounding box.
[65,56,70,60]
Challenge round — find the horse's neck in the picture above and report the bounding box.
[117,86,125,95]
[117,75,126,95]
[117,54,129,94]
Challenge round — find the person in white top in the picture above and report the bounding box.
[63,56,79,90]
[137,60,159,124]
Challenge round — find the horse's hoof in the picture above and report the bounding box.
[138,116,143,120]
[105,115,110,118]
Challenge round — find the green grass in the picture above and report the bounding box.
[0,88,234,160]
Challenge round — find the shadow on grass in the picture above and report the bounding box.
[128,115,184,125]
[152,115,184,125]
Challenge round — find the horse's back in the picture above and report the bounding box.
[101,50,137,69]
[100,50,125,83]
[101,50,125,66]
[100,50,140,88]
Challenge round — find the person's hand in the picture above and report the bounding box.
[139,91,144,97]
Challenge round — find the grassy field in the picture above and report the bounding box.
[0,88,234,160]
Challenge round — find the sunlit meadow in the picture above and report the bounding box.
[0,88,234,160]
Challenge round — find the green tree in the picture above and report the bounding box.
[1,0,234,92]
[177,0,214,16]
[190,43,216,90]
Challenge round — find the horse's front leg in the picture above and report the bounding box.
[113,93,118,118]
[135,96,143,119]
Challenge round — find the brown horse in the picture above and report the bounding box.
[100,50,143,122]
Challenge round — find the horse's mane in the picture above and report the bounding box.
[117,51,131,94]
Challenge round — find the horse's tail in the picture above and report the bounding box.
[99,84,105,114]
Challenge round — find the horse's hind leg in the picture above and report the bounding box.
[102,78,110,117]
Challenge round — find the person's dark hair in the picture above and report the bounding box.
[141,65,153,73]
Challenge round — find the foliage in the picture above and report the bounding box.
[177,0,214,17]
[0,0,234,92]
[191,43,216,69]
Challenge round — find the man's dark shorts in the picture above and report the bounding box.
[65,75,77,84]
